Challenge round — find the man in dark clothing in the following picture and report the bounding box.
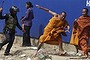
[0,6,23,56]
[21,1,34,47]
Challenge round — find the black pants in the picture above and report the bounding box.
[1,31,15,53]
[22,25,31,46]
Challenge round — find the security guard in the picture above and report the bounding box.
[0,6,23,56]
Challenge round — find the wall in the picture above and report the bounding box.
[0,0,90,43]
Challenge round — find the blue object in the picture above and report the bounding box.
[0,0,90,43]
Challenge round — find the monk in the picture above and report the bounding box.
[70,8,90,57]
[34,5,70,56]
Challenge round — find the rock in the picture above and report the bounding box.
[14,50,23,55]
[27,57,32,60]
[19,54,26,57]
[67,52,76,56]
[30,47,37,50]
[32,57,40,60]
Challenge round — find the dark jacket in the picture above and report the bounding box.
[0,12,22,33]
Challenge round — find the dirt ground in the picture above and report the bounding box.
[0,34,90,60]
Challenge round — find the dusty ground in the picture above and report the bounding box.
[0,34,90,60]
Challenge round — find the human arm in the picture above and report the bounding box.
[36,5,58,16]
[21,8,34,21]
[50,27,65,35]
[65,26,70,33]
[20,16,24,24]
[0,8,7,19]
[17,21,22,30]
[64,20,70,33]
[16,17,23,31]
[17,20,25,32]
[0,8,3,12]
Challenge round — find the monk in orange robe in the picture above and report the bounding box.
[70,8,90,57]
[34,5,70,56]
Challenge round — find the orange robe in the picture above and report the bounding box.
[70,16,90,46]
[39,17,69,45]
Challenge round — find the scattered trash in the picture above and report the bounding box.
[38,54,52,60]
[30,47,37,50]
[37,49,52,60]
[14,50,23,55]
[46,59,52,60]
[19,54,26,57]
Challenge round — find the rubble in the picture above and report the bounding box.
[19,54,26,57]
[0,34,90,60]
[27,57,32,60]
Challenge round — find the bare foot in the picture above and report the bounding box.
[32,51,38,58]
[81,54,88,58]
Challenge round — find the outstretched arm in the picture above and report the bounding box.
[36,5,57,16]
[0,8,6,19]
